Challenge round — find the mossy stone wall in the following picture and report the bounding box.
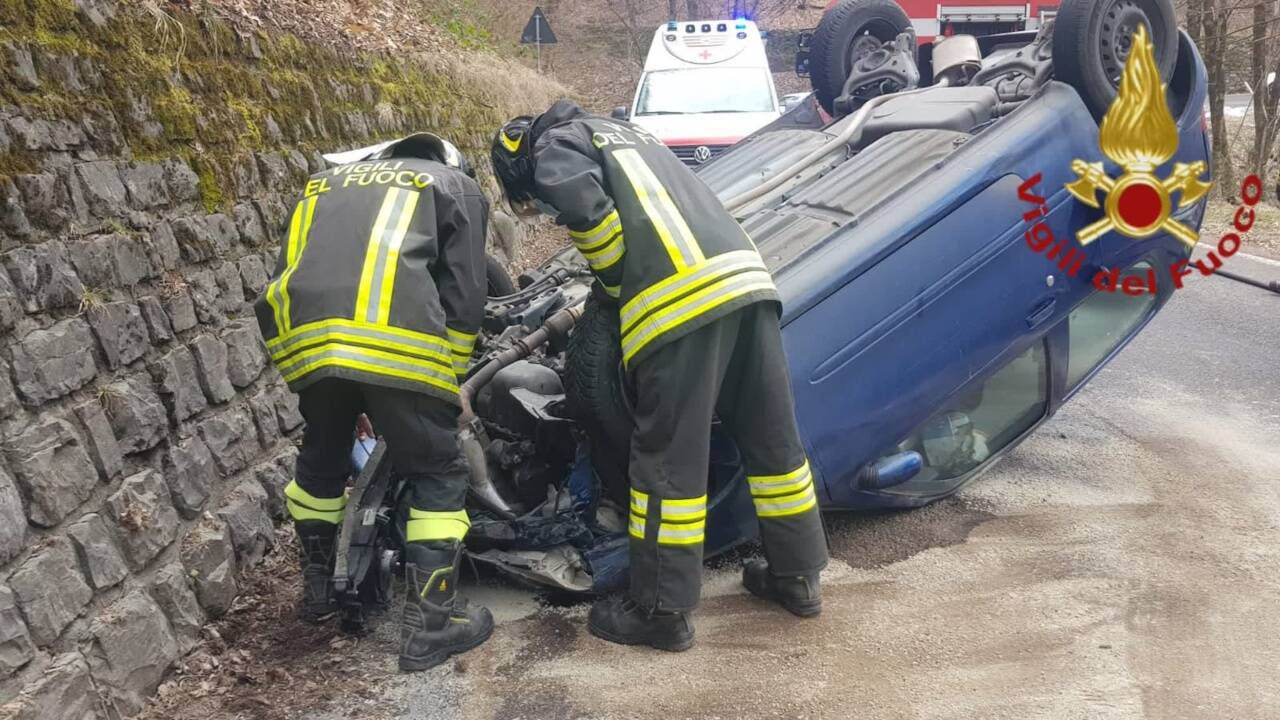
[0,1,565,717]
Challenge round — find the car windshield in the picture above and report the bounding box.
[635,67,775,115]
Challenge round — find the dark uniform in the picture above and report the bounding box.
[255,135,493,670]
[493,101,828,634]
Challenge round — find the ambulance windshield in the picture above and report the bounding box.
[635,67,775,115]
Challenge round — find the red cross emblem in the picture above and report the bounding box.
[698,49,712,60]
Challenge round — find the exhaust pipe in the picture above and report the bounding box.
[457,304,585,518]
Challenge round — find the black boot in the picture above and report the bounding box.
[295,520,338,623]
[588,595,694,652]
[742,558,822,617]
[399,541,494,672]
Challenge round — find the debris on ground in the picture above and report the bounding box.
[137,528,400,720]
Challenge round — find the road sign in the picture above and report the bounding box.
[520,7,557,45]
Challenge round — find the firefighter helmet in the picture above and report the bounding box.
[491,116,537,204]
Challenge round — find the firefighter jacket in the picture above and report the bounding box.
[253,156,488,404]
[530,100,779,369]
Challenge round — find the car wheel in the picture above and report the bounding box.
[563,299,635,508]
[563,300,764,556]
[809,0,913,114]
[486,254,517,297]
[1052,0,1178,121]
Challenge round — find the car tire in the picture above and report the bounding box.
[1052,0,1178,121]
[486,254,517,297]
[809,0,913,114]
[563,299,635,507]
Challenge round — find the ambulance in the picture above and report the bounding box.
[614,19,781,166]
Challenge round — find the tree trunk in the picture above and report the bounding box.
[687,0,700,19]
[669,0,679,19]
[1205,1,1237,200]
[1186,0,1204,47]
[1249,0,1269,175]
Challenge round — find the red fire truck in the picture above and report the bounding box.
[827,0,1061,43]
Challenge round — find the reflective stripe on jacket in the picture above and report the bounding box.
[253,157,488,403]
[531,102,779,368]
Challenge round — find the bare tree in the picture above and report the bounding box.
[1248,0,1280,178]
[1198,0,1238,200]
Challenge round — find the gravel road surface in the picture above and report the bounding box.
[314,250,1280,720]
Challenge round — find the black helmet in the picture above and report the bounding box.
[491,115,536,203]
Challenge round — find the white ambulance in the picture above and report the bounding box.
[613,19,781,166]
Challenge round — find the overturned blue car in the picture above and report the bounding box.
[334,0,1209,615]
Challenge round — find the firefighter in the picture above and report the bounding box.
[253,133,492,671]
[491,101,829,651]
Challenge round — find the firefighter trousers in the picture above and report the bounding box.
[288,378,471,543]
[627,302,829,612]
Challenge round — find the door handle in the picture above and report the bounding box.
[1026,297,1057,327]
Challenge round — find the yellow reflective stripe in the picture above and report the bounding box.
[287,500,343,524]
[630,489,649,509]
[622,269,776,365]
[446,327,478,348]
[406,508,471,541]
[446,327,477,376]
[270,328,452,368]
[266,318,452,359]
[277,342,455,382]
[285,480,347,511]
[749,461,812,497]
[620,250,766,333]
[285,479,346,524]
[657,520,705,545]
[613,149,704,271]
[354,188,402,323]
[660,495,707,522]
[500,130,522,153]
[578,232,625,272]
[628,515,645,540]
[278,344,460,396]
[264,197,317,335]
[753,484,818,518]
[374,189,421,325]
[603,284,621,298]
[280,195,319,333]
[569,210,621,245]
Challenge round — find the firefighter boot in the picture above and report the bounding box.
[295,520,338,623]
[399,541,494,672]
[587,595,695,652]
[742,558,822,617]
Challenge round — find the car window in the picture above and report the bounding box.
[635,67,775,115]
[1065,261,1158,390]
[884,341,1049,494]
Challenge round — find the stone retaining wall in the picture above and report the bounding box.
[0,1,564,717]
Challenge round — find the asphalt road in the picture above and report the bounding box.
[321,251,1280,720]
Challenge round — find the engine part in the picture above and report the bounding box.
[457,304,584,519]
[971,21,1055,104]
[832,31,920,115]
[931,34,982,87]
[475,361,564,436]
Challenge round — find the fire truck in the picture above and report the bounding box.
[828,0,1061,43]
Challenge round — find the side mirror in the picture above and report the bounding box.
[611,106,629,120]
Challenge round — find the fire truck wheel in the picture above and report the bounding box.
[1052,0,1177,121]
[809,0,913,114]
